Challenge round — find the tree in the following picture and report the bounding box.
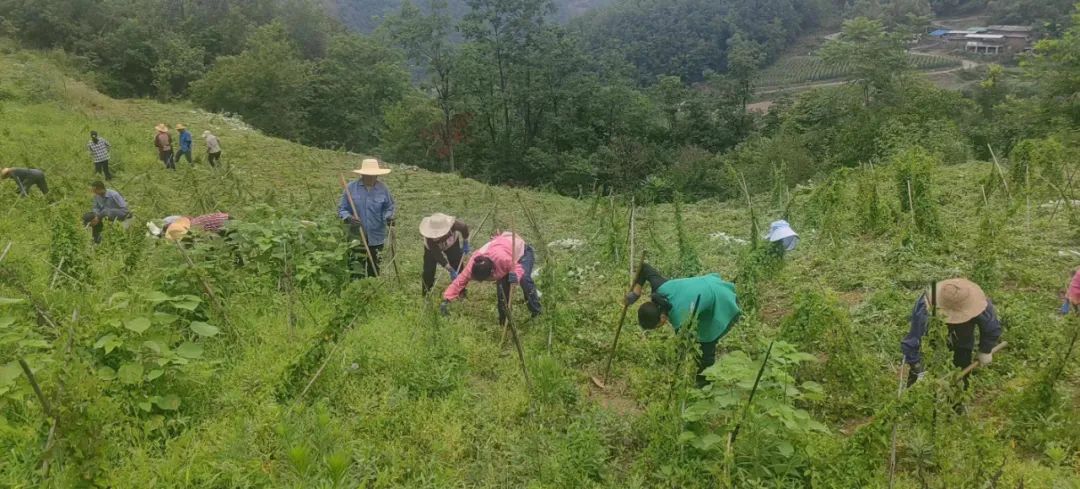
[386,0,462,171]
[190,23,314,141]
[1021,5,1080,127]
[821,17,909,105]
[726,32,765,112]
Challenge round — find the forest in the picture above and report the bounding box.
[0,0,1079,486]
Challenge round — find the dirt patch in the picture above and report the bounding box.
[586,376,643,417]
[838,290,865,308]
[839,416,876,436]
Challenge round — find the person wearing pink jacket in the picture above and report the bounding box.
[1063,268,1080,314]
[441,232,542,325]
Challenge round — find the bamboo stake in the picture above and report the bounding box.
[906,179,918,232]
[339,174,378,278]
[628,197,636,283]
[458,201,495,275]
[888,359,906,489]
[987,144,1011,200]
[18,359,53,418]
[49,258,65,289]
[505,221,532,395]
[729,338,774,445]
[0,241,11,262]
[593,251,646,389]
[389,222,403,286]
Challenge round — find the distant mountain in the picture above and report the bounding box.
[325,0,612,33]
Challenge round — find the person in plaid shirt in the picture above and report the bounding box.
[87,131,112,180]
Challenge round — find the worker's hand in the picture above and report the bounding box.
[439,300,450,317]
[507,272,518,284]
[385,217,395,227]
[977,352,992,366]
[624,291,640,305]
[447,267,459,280]
[91,216,101,226]
[462,241,471,255]
[345,216,361,226]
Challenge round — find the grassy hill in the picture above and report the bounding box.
[1,43,1079,487]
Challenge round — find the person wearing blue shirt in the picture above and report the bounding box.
[81,181,131,244]
[175,124,193,165]
[338,159,395,278]
[901,278,1002,388]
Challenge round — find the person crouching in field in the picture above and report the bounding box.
[82,181,130,244]
[1,167,48,196]
[901,278,1002,388]
[440,232,541,325]
[154,124,174,170]
[148,213,232,241]
[420,213,471,296]
[625,263,741,387]
[1062,268,1080,314]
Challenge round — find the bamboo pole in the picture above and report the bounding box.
[504,220,532,395]
[987,144,1011,199]
[18,359,53,418]
[593,251,646,389]
[888,359,906,488]
[339,174,378,278]
[956,341,1008,382]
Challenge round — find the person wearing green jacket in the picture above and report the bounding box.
[625,263,741,387]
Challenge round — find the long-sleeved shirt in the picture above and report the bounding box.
[92,189,129,216]
[901,294,1002,365]
[88,138,111,162]
[155,132,172,152]
[635,264,741,343]
[190,212,230,232]
[337,179,395,246]
[425,220,471,267]
[178,130,192,152]
[205,134,221,153]
[444,232,526,301]
[9,168,45,192]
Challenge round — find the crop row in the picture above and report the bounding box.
[757,53,961,88]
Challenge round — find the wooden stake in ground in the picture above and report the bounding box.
[592,251,646,389]
[504,224,533,394]
[339,174,378,278]
[728,338,775,446]
[987,144,1011,200]
[18,358,53,418]
[888,359,906,489]
[389,222,403,286]
[458,202,495,275]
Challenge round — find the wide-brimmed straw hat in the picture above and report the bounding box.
[419,213,455,239]
[0,168,11,178]
[155,123,169,133]
[933,278,987,324]
[352,158,391,176]
[175,123,187,130]
[164,217,192,241]
[202,130,212,138]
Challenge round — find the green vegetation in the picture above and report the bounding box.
[758,53,960,88]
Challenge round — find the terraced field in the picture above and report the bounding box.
[757,53,962,88]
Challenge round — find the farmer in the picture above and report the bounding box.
[150,213,232,241]
[202,131,222,167]
[337,159,395,279]
[87,130,112,180]
[420,213,471,296]
[625,263,741,387]
[174,124,193,165]
[765,219,799,255]
[154,123,174,170]
[82,181,131,244]
[1,167,49,196]
[440,232,542,325]
[902,278,1002,387]
[1061,268,1080,314]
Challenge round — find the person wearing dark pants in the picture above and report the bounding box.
[87,131,112,180]
[174,124,193,165]
[419,213,471,296]
[203,131,222,167]
[155,123,175,170]
[82,181,130,244]
[2,167,48,196]
[626,263,741,387]
[441,232,542,324]
[902,278,1002,388]
[337,159,395,280]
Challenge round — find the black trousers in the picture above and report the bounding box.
[422,242,463,295]
[495,246,542,325]
[13,176,48,196]
[948,323,976,370]
[160,151,175,170]
[94,160,112,180]
[346,224,382,279]
[208,152,221,167]
[174,149,192,164]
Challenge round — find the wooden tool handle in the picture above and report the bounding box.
[957,341,1008,380]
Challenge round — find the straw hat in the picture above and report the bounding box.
[155,123,169,133]
[352,158,391,176]
[419,213,455,239]
[164,217,192,241]
[933,278,987,324]
[0,168,11,178]
[202,130,212,138]
[175,123,187,130]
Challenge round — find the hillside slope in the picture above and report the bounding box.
[1,45,1079,487]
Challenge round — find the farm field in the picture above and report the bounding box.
[757,52,963,88]
[1,46,1079,488]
